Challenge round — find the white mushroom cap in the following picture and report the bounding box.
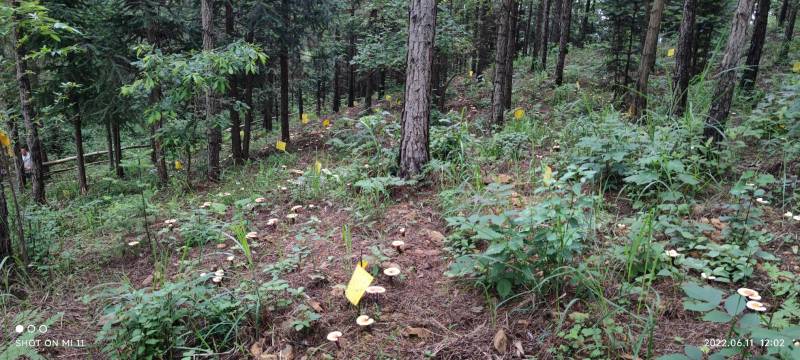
[366,286,386,295]
[383,267,400,276]
[164,219,178,225]
[127,241,140,246]
[267,218,279,226]
[356,315,374,326]
[665,249,680,258]
[290,205,304,213]
[214,269,225,277]
[286,213,299,219]
[326,331,343,342]
[200,201,212,208]
[212,276,223,283]
[216,243,227,249]
[200,272,207,277]
[391,240,405,248]
[226,255,235,262]
[246,231,259,239]
[255,197,266,203]
[737,288,761,300]
[746,300,767,312]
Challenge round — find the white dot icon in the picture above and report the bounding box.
[15,325,24,333]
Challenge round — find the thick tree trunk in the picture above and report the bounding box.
[531,0,545,71]
[112,120,124,178]
[672,0,696,117]
[704,0,758,142]
[492,0,513,126]
[242,31,255,159]
[11,0,45,204]
[540,0,552,70]
[398,0,436,178]
[347,0,357,107]
[551,0,562,43]
[226,3,243,165]
[741,0,771,91]
[280,49,291,143]
[72,98,88,194]
[555,0,573,85]
[202,0,222,181]
[629,0,666,119]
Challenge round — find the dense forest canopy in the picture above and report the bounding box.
[1,0,800,358]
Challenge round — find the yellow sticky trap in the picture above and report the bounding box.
[385,95,392,102]
[468,70,474,78]
[302,113,309,124]
[276,140,287,152]
[314,160,322,175]
[667,48,676,57]
[322,119,331,127]
[513,108,525,120]
[542,165,553,186]
[793,61,800,73]
[0,131,12,156]
[345,265,373,306]
[174,160,183,170]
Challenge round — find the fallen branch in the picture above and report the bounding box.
[42,144,149,167]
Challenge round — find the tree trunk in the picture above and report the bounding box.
[672,0,696,117]
[540,0,552,70]
[741,0,771,91]
[779,0,789,25]
[112,120,124,178]
[629,0,666,119]
[72,98,88,194]
[531,0,545,71]
[704,0,758,142]
[578,0,591,47]
[476,1,492,77]
[523,0,534,55]
[781,3,798,59]
[333,56,341,112]
[227,3,243,165]
[0,167,10,261]
[280,49,291,143]
[11,0,45,204]
[264,70,274,131]
[551,0,563,43]
[347,0,357,107]
[3,103,25,188]
[492,0,513,126]
[297,86,304,121]
[242,31,255,159]
[503,0,517,110]
[398,0,436,178]
[105,119,114,172]
[202,0,222,181]
[555,0,573,85]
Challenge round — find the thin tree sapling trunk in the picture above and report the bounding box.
[629,0,666,119]
[555,0,573,85]
[492,0,513,126]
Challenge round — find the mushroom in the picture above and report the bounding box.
[784,211,794,218]
[290,205,304,213]
[280,186,288,191]
[737,288,762,301]
[391,240,405,254]
[255,197,266,203]
[664,249,680,258]
[223,192,232,196]
[746,300,767,312]
[365,285,386,304]
[755,197,769,204]
[214,269,225,277]
[326,331,343,349]
[200,201,212,208]
[226,255,235,262]
[127,241,140,247]
[164,219,178,227]
[212,276,223,284]
[356,315,375,328]
[383,267,400,284]
[286,213,299,224]
[267,218,279,228]
[246,231,259,240]
[398,227,406,237]
[216,243,227,249]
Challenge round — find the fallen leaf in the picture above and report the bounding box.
[493,329,508,354]
[403,326,433,339]
[494,174,513,184]
[279,345,294,360]
[427,230,445,243]
[307,299,324,313]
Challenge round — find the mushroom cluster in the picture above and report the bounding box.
[783,211,800,221]
[738,288,767,312]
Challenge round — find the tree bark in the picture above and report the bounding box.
[704,0,758,142]
[779,0,789,25]
[492,0,513,126]
[226,2,243,165]
[242,31,255,159]
[629,0,666,119]
[347,0,357,107]
[202,0,222,181]
[72,97,88,194]
[551,0,562,43]
[555,0,573,85]
[741,0,771,91]
[264,69,274,132]
[11,0,45,204]
[578,0,591,47]
[105,118,114,172]
[475,1,492,77]
[540,0,552,70]
[523,0,534,55]
[280,49,291,144]
[503,0,517,110]
[781,2,798,59]
[531,0,545,71]
[0,166,10,261]
[112,120,124,178]
[333,54,342,112]
[672,0,696,117]
[398,0,436,178]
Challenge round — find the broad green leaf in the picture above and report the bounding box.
[724,295,746,316]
